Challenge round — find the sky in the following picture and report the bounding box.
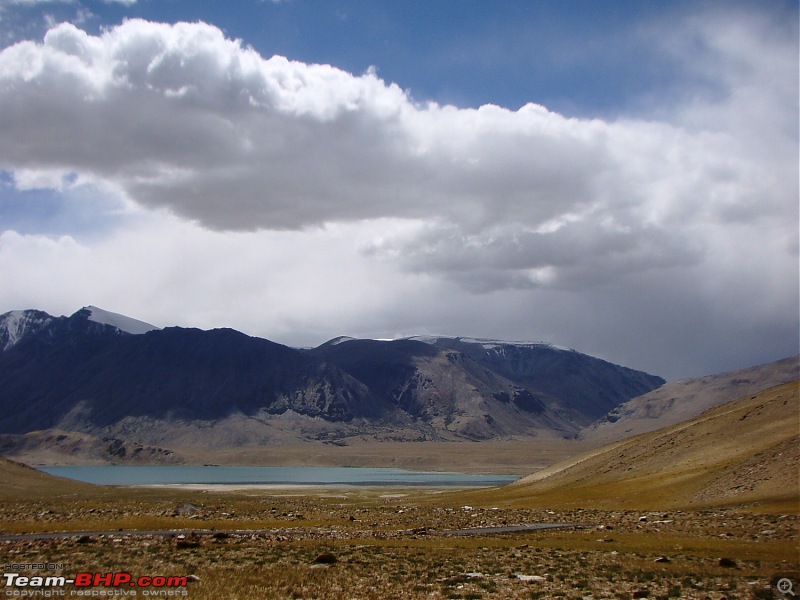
[0,0,797,381]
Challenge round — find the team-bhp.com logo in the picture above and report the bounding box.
[4,572,188,596]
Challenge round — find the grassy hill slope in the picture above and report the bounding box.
[478,381,799,512]
[0,455,96,498]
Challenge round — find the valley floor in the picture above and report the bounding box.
[10,437,592,475]
[1,485,797,599]
[177,438,591,476]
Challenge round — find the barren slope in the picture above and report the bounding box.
[484,381,800,511]
[585,355,798,443]
[0,429,183,466]
[0,456,96,498]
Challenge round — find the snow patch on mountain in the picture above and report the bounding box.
[1,311,27,349]
[83,306,159,335]
[405,335,573,352]
[328,336,357,346]
[0,309,54,351]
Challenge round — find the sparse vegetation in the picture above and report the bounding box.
[0,484,797,599]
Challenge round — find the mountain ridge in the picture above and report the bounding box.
[0,306,664,448]
[81,305,159,335]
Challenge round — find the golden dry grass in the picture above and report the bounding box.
[465,381,800,512]
[2,501,797,599]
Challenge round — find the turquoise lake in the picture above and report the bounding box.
[38,465,517,487]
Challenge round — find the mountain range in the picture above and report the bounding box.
[0,306,665,457]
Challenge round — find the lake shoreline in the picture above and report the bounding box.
[38,465,518,488]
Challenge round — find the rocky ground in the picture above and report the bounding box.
[1,491,797,599]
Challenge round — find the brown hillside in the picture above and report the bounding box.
[0,455,95,498]
[482,381,800,512]
[584,355,799,444]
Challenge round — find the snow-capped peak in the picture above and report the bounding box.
[327,336,357,346]
[0,309,54,351]
[458,336,572,351]
[404,335,573,352]
[82,306,159,335]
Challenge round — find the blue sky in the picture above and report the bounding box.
[0,0,797,380]
[3,0,782,115]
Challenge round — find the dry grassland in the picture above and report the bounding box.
[0,488,798,599]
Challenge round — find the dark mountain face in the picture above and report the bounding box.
[0,310,376,433]
[0,308,666,443]
[308,339,439,417]
[308,337,560,439]
[305,336,664,437]
[414,338,666,425]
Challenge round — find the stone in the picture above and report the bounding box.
[515,574,546,582]
[311,552,338,564]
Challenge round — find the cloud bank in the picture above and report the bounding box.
[0,14,796,379]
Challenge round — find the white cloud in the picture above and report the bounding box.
[0,215,434,344]
[1,19,792,274]
[0,13,796,379]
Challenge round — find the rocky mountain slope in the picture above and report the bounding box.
[403,336,664,425]
[0,307,664,453]
[490,380,799,511]
[0,429,181,466]
[584,355,799,443]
